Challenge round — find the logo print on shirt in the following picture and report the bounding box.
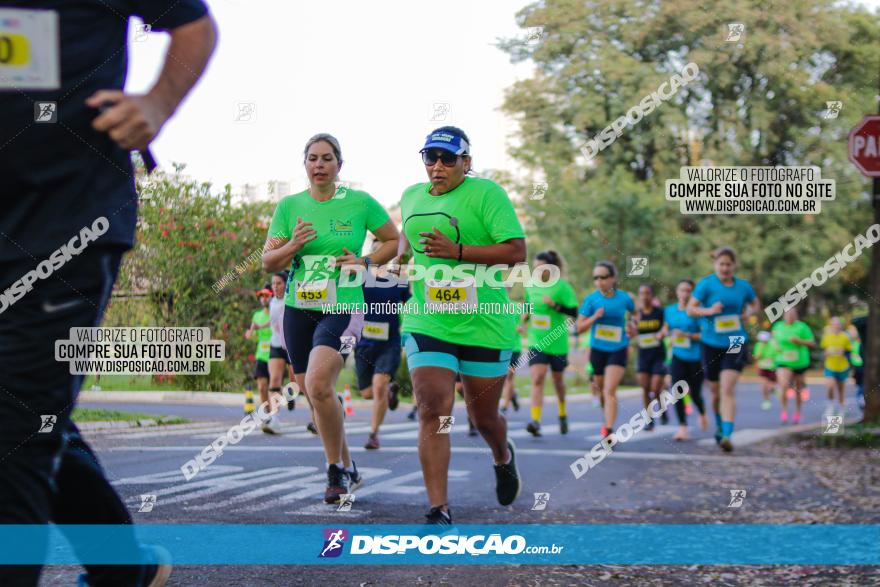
[331,218,353,235]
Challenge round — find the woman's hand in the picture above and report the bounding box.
[419,227,458,259]
[291,217,317,253]
[335,247,363,267]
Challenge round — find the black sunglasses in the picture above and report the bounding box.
[421,149,462,167]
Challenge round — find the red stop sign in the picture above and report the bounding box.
[849,116,880,177]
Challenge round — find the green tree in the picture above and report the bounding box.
[113,165,275,391]
[499,0,877,312]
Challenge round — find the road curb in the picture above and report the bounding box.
[79,388,639,408]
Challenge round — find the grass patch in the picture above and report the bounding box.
[72,407,188,425]
[82,374,187,392]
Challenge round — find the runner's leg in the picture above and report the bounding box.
[413,366,457,510]
[602,365,625,429]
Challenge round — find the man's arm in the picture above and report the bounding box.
[88,14,218,151]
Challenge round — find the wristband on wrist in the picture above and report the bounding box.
[457,244,463,262]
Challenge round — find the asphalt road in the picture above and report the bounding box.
[39,382,868,586]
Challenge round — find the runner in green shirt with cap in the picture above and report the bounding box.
[753,330,779,411]
[395,126,526,525]
[245,285,273,421]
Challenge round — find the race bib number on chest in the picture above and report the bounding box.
[531,314,551,330]
[294,280,337,309]
[0,8,60,90]
[714,314,741,333]
[258,340,270,354]
[782,350,799,363]
[638,332,661,349]
[362,321,390,341]
[672,334,691,349]
[425,278,477,312]
[594,324,623,343]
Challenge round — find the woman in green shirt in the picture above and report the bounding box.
[263,133,399,504]
[771,307,815,425]
[523,250,579,437]
[395,126,526,525]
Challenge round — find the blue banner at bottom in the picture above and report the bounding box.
[1,525,877,565]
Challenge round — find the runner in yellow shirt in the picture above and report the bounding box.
[821,317,851,416]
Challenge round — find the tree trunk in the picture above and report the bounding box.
[862,177,880,423]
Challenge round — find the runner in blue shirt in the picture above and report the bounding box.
[662,279,706,441]
[688,247,760,452]
[576,261,636,440]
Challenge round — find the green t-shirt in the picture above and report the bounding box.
[851,340,863,367]
[268,188,389,312]
[772,320,814,369]
[754,339,779,370]
[399,177,525,349]
[252,308,272,362]
[525,279,578,356]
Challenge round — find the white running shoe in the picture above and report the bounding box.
[261,416,282,435]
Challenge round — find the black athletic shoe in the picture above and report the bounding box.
[645,419,656,432]
[388,381,400,411]
[526,420,541,437]
[407,406,417,421]
[324,464,349,504]
[511,395,520,411]
[494,439,522,506]
[307,422,318,435]
[468,417,478,437]
[425,506,452,525]
[559,415,568,435]
[347,461,364,492]
[660,411,669,425]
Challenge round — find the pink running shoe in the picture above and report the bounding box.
[792,412,801,425]
[780,411,789,424]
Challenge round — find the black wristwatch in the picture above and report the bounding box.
[362,256,373,267]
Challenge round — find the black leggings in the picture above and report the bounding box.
[670,356,705,425]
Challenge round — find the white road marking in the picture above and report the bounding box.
[697,427,784,447]
[583,425,677,443]
[107,444,785,464]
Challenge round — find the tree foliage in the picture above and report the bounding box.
[499,0,878,318]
